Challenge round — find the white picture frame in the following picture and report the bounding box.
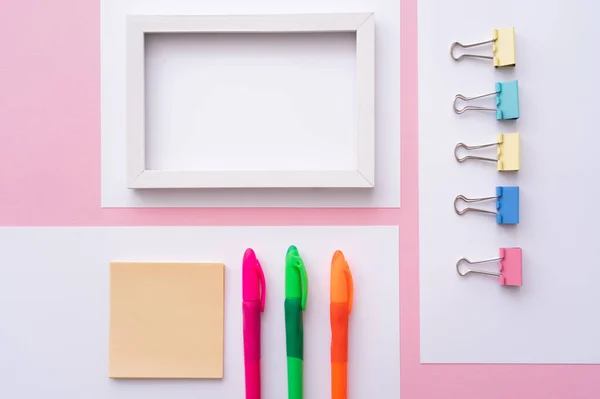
[126,13,375,189]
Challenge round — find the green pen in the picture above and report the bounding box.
[285,245,308,399]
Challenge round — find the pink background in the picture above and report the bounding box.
[1,0,598,397]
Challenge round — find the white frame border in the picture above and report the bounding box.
[126,13,375,189]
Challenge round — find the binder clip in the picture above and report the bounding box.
[456,247,522,286]
[450,27,516,67]
[454,133,520,172]
[454,80,519,120]
[454,186,519,224]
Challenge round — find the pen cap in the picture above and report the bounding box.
[243,248,266,311]
[285,245,308,310]
[330,250,354,313]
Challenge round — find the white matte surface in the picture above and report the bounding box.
[101,0,400,207]
[145,32,357,172]
[419,0,600,363]
[0,226,399,398]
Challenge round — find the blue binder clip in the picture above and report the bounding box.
[495,81,519,119]
[495,186,519,224]
[454,186,519,225]
[453,80,519,120]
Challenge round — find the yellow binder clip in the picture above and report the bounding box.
[454,133,520,171]
[450,27,516,67]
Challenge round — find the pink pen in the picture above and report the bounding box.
[242,248,266,399]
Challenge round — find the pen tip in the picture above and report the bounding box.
[244,248,256,261]
[287,245,298,254]
[333,250,345,263]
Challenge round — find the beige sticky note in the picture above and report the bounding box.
[109,262,225,379]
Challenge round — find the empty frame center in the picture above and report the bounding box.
[144,32,357,172]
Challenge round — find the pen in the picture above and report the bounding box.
[285,245,308,399]
[243,248,266,399]
[330,250,353,399]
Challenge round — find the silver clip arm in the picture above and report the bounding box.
[454,195,498,216]
[456,257,502,277]
[453,92,498,114]
[454,142,498,163]
[450,38,496,61]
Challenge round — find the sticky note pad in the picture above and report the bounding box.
[492,27,516,67]
[497,133,520,171]
[109,262,225,379]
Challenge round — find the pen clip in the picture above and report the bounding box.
[333,250,354,314]
[345,266,354,314]
[255,259,266,312]
[294,257,308,311]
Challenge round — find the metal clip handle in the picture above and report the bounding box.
[454,195,498,216]
[453,91,498,114]
[450,38,496,61]
[456,256,502,277]
[454,142,498,163]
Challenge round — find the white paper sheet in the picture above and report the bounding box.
[419,0,600,363]
[101,0,400,207]
[0,226,399,398]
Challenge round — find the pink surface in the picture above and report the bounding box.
[1,0,599,397]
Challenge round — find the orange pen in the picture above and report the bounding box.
[330,250,353,399]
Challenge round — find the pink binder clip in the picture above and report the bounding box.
[456,247,522,286]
